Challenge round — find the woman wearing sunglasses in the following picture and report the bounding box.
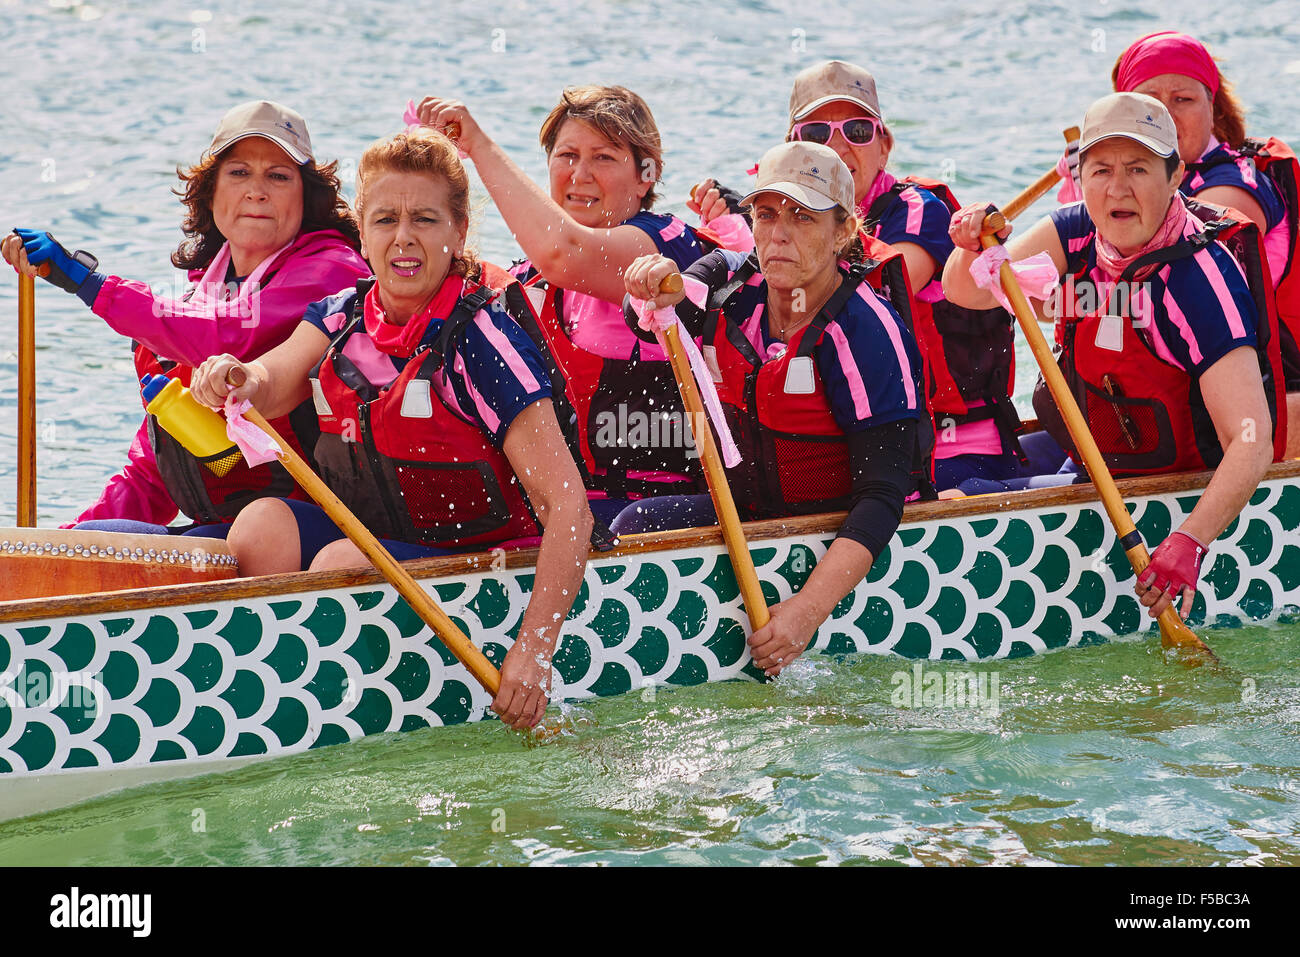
[692,61,1036,492]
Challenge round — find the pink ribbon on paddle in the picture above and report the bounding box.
[631,275,741,467]
[969,246,1060,313]
[1056,149,1083,204]
[403,99,468,159]
[702,212,755,253]
[224,395,283,467]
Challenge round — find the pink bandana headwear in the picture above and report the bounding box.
[1094,191,1192,282]
[1115,32,1220,98]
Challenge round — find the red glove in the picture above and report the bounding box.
[1137,531,1208,601]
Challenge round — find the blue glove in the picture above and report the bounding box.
[12,228,99,294]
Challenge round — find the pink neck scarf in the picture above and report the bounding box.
[857,169,897,218]
[1093,192,1191,282]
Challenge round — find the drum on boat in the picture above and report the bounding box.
[0,528,239,601]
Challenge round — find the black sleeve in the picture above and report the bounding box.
[836,418,917,558]
[623,249,734,345]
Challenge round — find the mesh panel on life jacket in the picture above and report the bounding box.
[772,434,852,507]
[391,461,508,533]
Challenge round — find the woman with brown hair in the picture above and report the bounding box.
[189,128,593,729]
[414,86,714,525]
[3,100,369,533]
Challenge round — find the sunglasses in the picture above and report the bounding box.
[790,116,881,147]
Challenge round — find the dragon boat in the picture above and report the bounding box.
[2,460,1298,822]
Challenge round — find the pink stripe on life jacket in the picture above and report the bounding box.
[452,351,500,433]
[855,284,918,409]
[1193,244,1247,339]
[1159,287,1202,369]
[824,320,872,420]
[1068,235,1093,254]
[900,186,925,235]
[658,216,687,242]
[340,329,401,389]
[472,309,542,394]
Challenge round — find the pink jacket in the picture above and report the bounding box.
[68,229,369,527]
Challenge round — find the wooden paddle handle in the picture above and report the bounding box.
[17,274,36,527]
[226,367,502,693]
[655,274,770,631]
[998,127,1082,223]
[975,222,1211,655]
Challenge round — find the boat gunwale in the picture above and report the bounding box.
[3,460,1297,624]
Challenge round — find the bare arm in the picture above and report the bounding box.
[1196,185,1269,235]
[494,398,594,728]
[1178,346,1274,543]
[416,97,659,302]
[189,321,328,418]
[891,240,940,295]
[942,208,1066,321]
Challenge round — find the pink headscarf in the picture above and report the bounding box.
[1115,32,1220,98]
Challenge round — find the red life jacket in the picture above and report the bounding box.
[1189,136,1300,389]
[307,279,539,549]
[703,256,935,515]
[1033,200,1287,477]
[133,346,317,524]
[862,177,1025,457]
[507,274,705,499]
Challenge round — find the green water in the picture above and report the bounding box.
[2,624,1296,865]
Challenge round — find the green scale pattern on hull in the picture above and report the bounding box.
[2,481,1298,779]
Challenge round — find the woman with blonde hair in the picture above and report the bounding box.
[190,129,593,730]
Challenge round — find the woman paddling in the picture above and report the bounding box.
[691,60,1035,492]
[943,93,1285,622]
[622,142,929,676]
[413,87,715,525]
[3,101,369,533]
[1108,31,1300,454]
[189,129,593,730]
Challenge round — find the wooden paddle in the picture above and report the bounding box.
[978,209,1215,659]
[998,126,1082,224]
[225,368,502,694]
[654,274,771,632]
[16,271,40,527]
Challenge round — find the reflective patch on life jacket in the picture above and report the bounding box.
[1095,314,1125,352]
[702,344,723,383]
[783,356,816,394]
[310,377,333,417]
[399,378,434,419]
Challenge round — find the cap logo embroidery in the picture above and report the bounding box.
[277,120,302,143]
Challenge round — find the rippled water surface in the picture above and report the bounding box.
[1,0,1298,864]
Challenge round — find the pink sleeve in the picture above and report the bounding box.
[91,248,369,365]
[63,419,180,528]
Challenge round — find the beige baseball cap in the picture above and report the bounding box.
[740,141,855,215]
[1078,92,1178,158]
[788,60,882,125]
[207,100,314,165]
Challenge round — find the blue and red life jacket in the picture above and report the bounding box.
[1034,200,1287,476]
[307,278,539,549]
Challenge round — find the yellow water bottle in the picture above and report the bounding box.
[141,374,244,476]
